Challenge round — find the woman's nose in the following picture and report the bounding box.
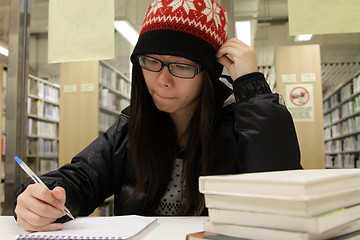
[156,66,173,87]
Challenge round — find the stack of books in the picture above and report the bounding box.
[193,169,360,240]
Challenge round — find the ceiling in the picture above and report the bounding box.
[0,0,359,94]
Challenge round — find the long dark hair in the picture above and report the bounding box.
[127,61,215,215]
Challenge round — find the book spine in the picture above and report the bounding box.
[204,221,308,240]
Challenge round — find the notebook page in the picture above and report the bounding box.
[16,215,157,239]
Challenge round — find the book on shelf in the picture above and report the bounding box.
[0,159,4,179]
[28,119,58,138]
[27,138,58,157]
[28,77,38,96]
[27,98,59,121]
[100,87,109,108]
[43,84,59,103]
[204,219,360,240]
[199,169,360,198]
[208,203,360,234]
[100,64,117,89]
[39,158,58,175]
[99,112,118,132]
[204,188,360,217]
[37,81,44,98]
[119,78,131,98]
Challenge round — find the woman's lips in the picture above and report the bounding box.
[154,92,175,100]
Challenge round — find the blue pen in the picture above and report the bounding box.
[14,156,75,220]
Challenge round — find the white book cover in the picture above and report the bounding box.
[204,188,360,217]
[199,169,360,198]
[208,203,360,234]
[204,218,360,240]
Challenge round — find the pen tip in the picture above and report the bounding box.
[64,208,75,219]
[14,156,23,164]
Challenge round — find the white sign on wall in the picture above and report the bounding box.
[285,84,314,122]
[48,0,115,63]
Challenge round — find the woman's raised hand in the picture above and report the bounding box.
[216,38,259,80]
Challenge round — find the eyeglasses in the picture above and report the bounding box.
[138,55,203,79]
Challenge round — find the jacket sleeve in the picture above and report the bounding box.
[231,72,302,172]
[13,114,129,221]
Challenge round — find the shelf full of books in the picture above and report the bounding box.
[98,61,130,133]
[323,71,360,169]
[97,62,130,216]
[27,74,60,175]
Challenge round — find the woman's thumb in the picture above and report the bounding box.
[52,186,66,209]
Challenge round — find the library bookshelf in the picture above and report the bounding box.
[27,74,60,175]
[98,62,131,133]
[323,71,360,168]
[59,60,130,167]
[59,61,130,216]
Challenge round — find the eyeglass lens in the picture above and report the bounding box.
[138,56,201,79]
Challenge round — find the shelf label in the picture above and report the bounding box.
[301,73,316,82]
[64,85,77,93]
[81,83,94,92]
[286,84,314,122]
[281,74,296,83]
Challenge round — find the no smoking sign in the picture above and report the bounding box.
[286,84,314,121]
[290,86,310,106]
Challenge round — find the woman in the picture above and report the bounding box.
[14,0,302,232]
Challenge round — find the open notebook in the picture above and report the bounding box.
[16,215,157,240]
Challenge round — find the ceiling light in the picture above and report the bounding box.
[236,21,252,46]
[114,20,139,47]
[0,46,8,57]
[295,34,313,42]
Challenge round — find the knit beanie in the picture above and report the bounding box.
[131,0,229,82]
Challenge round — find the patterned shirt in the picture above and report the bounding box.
[153,151,186,215]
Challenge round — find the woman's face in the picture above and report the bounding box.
[142,54,204,118]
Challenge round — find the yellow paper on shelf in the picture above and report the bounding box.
[48,0,115,63]
[288,0,360,35]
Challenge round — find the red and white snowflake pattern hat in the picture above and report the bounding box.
[131,0,229,82]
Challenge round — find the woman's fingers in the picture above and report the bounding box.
[51,186,67,209]
[17,215,64,232]
[216,38,258,80]
[15,184,66,232]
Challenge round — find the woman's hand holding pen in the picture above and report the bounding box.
[15,184,67,232]
[216,38,259,80]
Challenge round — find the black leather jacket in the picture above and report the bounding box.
[14,72,302,220]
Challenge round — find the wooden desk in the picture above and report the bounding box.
[1,216,207,240]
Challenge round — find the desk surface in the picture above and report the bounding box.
[1,216,207,240]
